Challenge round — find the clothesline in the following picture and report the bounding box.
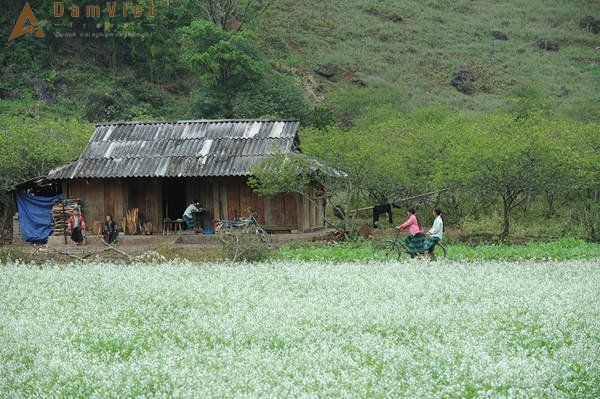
[349,189,449,214]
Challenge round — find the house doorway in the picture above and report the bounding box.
[162,178,187,220]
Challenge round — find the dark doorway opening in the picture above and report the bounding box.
[162,178,186,220]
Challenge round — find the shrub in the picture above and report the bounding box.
[219,234,271,263]
[0,247,35,264]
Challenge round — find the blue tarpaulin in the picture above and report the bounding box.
[16,192,62,244]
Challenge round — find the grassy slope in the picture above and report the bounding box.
[0,52,195,185]
[3,1,599,129]
[1,45,194,130]
[264,0,600,118]
[3,0,599,144]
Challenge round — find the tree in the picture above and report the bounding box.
[199,0,273,32]
[179,20,264,116]
[565,120,600,241]
[250,119,442,234]
[249,151,352,232]
[0,115,89,190]
[438,115,554,238]
[232,71,310,120]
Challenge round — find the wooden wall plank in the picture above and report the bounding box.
[239,178,253,218]
[69,179,104,227]
[270,194,284,226]
[263,196,272,225]
[113,179,126,225]
[104,179,114,220]
[303,196,310,232]
[284,193,298,228]
[213,180,221,220]
[199,178,214,222]
[251,190,265,224]
[296,195,305,232]
[316,198,325,227]
[226,178,241,220]
[185,177,214,228]
[309,191,317,229]
[121,178,159,233]
[145,178,161,232]
[219,180,228,220]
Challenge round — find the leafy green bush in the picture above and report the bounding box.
[0,106,91,189]
[233,71,311,121]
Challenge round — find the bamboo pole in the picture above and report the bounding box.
[349,189,449,214]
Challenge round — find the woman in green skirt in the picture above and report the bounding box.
[397,207,425,258]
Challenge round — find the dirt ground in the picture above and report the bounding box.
[4,229,336,263]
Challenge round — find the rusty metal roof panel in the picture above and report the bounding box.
[47,119,300,179]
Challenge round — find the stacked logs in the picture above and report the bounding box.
[122,208,139,235]
[52,199,82,236]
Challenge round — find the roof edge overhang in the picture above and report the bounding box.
[10,176,55,192]
[95,119,301,127]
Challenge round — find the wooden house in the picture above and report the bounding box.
[45,119,325,233]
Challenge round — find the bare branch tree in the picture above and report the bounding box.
[200,0,273,31]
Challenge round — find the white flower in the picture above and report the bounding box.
[0,260,598,398]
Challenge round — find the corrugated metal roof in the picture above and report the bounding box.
[48,120,300,179]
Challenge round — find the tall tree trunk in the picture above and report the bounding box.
[0,192,15,244]
[343,180,352,235]
[501,195,511,239]
[110,36,117,73]
[545,191,555,218]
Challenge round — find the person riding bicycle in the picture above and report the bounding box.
[425,208,443,255]
[397,207,425,258]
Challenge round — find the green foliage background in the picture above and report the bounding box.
[0,0,598,239]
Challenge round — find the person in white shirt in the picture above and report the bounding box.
[425,208,443,255]
[183,200,203,231]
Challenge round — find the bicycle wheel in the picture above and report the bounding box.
[255,226,270,244]
[436,243,447,259]
[395,241,414,260]
[373,240,399,260]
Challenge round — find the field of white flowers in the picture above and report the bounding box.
[1,260,599,398]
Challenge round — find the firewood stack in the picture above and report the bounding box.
[123,208,139,235]
[52,199,83,236]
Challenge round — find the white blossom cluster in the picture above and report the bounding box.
[0,260,598,398]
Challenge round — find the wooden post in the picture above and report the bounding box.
[62,201,67,245]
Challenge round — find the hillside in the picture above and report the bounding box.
[264,0,599,122]
[2,1,599,120]
[0,0,598,187]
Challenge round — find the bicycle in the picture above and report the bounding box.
[373,229,446,261]
[215,214,269,244]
